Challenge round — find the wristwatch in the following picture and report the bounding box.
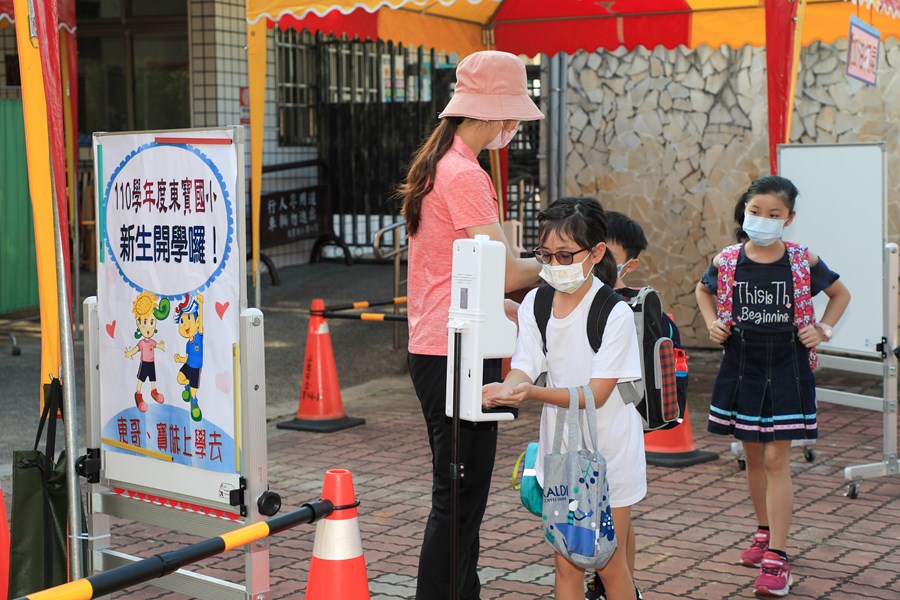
[815,323,834,342]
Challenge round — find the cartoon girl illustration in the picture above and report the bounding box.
[174,293,204,422]
[124,291,171,412]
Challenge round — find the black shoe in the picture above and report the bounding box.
[586,573,606,600]
[586,575,643,600]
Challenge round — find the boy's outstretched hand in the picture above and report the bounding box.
[482,381,532,408]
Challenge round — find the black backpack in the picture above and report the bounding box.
[533,284,681,432]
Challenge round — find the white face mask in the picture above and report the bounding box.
[743,214,785,247]
[539,253,592,294]
[485,123,519,150]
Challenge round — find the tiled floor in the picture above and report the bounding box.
[104,365,898,599]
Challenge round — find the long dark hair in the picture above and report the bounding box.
[537,196,617,287]
[733,175,799,242]
[398,117,463,236]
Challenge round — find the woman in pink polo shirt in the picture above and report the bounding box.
[398,51,544,600]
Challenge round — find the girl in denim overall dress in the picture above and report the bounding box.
[696,176,850,597]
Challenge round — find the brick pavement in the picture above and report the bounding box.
[105,354,899,599]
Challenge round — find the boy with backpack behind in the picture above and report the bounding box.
[605,211,683,348]
[585,211,685,600]
[602,211,686,431]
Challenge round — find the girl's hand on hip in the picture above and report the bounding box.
[707,320,731,345]
[798,324,823,349]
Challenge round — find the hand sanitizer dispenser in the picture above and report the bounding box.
[446,235,517,422]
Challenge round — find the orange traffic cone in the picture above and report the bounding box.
[305,469,369,600]
[645,350,718,467]
[1,481,9,599]
[278,299,365,433]
[645,407,719,467]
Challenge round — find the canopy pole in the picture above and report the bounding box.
[51,159,84,581]
[554,53,568,200]
[13,0,62,394]
[248,19,267,308]
[547,54,558,203]
[60,28,80,340]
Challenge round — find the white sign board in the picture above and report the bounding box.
[94,128,245,505]
[779,142,886,358]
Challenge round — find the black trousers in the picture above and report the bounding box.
[409,353,500,600]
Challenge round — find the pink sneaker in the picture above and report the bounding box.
[740,530,770,567]
[753,551,792,597]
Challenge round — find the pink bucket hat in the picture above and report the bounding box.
[439,51,545,122]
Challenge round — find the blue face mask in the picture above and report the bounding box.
[616,258,634,278]
[743,214,785,247]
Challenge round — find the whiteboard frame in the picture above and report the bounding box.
[778,143,898,494]
[778,142,885,359]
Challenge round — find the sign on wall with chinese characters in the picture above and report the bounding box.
[94,128,245,503]
[847,15,880,86]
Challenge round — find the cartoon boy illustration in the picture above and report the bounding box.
[174,293,204,422]
[124,291,170,412]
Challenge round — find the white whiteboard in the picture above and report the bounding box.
[778,143,886,358]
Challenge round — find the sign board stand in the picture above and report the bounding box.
[818,244,898,498]
[83,301,271,598]
[82,127,275,597]
[779,143,899,497]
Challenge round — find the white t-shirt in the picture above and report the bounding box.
[511,277,647,508]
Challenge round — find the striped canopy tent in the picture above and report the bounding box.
[2,0,79,395]
[0,0,75,27]
[245,0,900,289]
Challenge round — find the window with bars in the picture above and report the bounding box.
[275,29,319,146]
[275,30,435,147]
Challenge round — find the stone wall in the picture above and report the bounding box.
[565,39,900,346]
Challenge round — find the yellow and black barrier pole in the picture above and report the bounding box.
[320,311,407,322]
[322,296,407,312]
[17,499,334,600]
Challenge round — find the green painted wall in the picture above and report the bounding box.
[0,99,38,314]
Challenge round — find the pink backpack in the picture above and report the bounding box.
[716,241,818,369]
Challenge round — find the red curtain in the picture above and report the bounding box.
[35,0,72,300]
[765,0,801,174]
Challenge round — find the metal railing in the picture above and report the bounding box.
[373,219,407,349]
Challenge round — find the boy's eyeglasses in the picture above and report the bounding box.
[532,247,590,265]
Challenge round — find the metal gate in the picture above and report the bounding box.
[315,42,543,256]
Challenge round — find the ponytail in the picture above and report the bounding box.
[398,118,463,236]
[595,250,617,288]
[733,191,750,243]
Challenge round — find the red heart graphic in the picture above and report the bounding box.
[105,320,116,338]
[215,301,229,319]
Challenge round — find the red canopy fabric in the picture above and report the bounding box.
[271,7,377,37]
[258,0,695,55]
[491,0,691,56]
[0,0,76,29]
